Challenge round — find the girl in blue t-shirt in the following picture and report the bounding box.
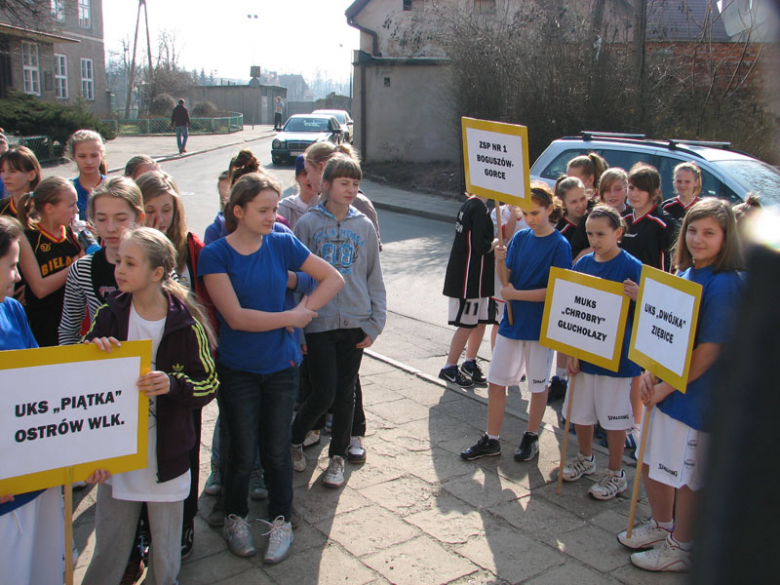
[0,216,70,584]
[561,206,642,500]
[618,198,744,572]
[461,184,572,463]
[199,171,343,564]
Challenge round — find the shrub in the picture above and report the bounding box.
[149,93,176,116]
[191,101,219,117]
[0,92,116,144]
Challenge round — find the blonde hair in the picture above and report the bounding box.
[66,129,107,175]
[322,154,362,183]
[88,176,145,223]
[304,141,360,167]
[17,176,74,230]
[224,172,283,233]
[124,154,159,179]
[135,171,189,273]
[673,198,743,273]
[122,227,217,348]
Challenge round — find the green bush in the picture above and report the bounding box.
[191,101,219,118]
[149,93,175,116]
[0,92,116,144]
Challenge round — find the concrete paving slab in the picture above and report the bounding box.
[365,396,433,425]
[549,524,632,573]
[360,475,441,517]
[441,467,530,510]
[361,535,480,585]
[524,560,624,585]
[262,543,378,585]
[316,505,421,557]
[292,484,373,526]
[454,524,563,585]
[404,494,487,545]
[488,495,588,542]
[609,562,687,585]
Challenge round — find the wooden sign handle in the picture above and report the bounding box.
[556,372,577,495]
[626,404,653,538]
[64,468,74,585]
[494,199,514,325]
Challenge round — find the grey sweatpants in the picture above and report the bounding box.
[81,484,183,585]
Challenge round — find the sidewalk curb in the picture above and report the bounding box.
[372,200,453,224]
[364,348,633,464]
[106,130,277,175]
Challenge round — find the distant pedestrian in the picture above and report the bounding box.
[171,99,190,154]
[274,96,284,131]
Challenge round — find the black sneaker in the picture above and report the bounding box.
[181,519,194,560]
[547,376,567,402]
[514,432,539,461]
[439,365,474,388]
[460,360,487,385]
[460,434,501,460]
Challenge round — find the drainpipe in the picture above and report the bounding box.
[347,15,380,161]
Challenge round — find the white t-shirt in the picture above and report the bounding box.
[109,303,190,502]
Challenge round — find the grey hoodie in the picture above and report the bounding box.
[294,202,386,340]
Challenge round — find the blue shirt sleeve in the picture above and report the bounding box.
[197,240,227,277]
[697,273,743,345]
[553,238,573,270]
[280,233,311,272]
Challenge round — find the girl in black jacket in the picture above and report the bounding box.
[81,227,217,585]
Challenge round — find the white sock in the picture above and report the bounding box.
[670,534,692,551]
[487,433,499,441]
[654,518,674,531]
[444,362,456,369]
[556,367,568,380]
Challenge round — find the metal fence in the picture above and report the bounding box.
[100,113,244,137]
[7,135,56,163]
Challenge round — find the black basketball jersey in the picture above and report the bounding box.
[0,196,17,218]
[24,225,81,346]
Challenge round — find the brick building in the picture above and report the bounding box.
[0,0,108,114]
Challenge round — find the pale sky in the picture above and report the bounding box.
[102,0,360,82]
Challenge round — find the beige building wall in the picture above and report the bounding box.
[353,59,459,162]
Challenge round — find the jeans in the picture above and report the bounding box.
[291,328,364,458]
[274,112,282,130]
[175,126,188,151]
[217,364,297,521]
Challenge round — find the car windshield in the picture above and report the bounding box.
[716,160,780,206]
[284,118,330,132]
[321,112,345,124]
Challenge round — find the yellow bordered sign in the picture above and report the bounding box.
[628,266,703,392]
[0,341,151,495]
[461,117,532,210]
[540,267,631,371]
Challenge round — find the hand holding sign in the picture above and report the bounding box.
[625,266,702,537]
[540,267,632,494]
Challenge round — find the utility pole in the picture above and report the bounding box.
[124,0,154,119]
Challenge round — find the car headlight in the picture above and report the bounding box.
[272,139,284,149]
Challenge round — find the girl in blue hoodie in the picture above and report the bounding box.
[291,154,387,489]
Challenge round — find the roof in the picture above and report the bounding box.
[646,0,733,42]
[0,22,80,43]
[345,0,370,21]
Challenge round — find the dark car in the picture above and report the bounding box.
[271,114,343,164]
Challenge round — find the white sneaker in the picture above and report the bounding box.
[302,430,321,448]
[625,426,641,449]
[588,469,628,500]
[223,514,256,557]
[347,436,366,464]
[261,515,294,564]
[562,453,596,482]
[618,519,672,550]
[291,444,306,472]
[631,535,692,572]
[323,455,345,488]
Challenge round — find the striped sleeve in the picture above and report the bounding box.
[169,318,218,407]
[58,255,92,345]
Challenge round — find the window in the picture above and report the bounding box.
[78,0,91,28]
[80,58,93,100]
[21,42,40,95]
[475,0,496,14]
[50,0,65,21]
[54,54,67,99]
[403,0,412,10]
